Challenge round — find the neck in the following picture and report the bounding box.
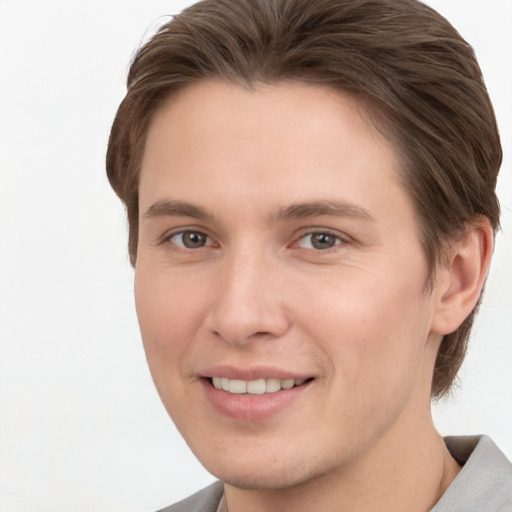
[224,414,460,512]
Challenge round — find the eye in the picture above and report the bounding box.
[297,232,343,250]
[169,230,211,249]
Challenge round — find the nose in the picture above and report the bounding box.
[204,247,291,347]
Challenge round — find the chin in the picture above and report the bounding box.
[199,450,327,491]
[213,466,309,490]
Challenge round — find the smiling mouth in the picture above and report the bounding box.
[207,377,314,395]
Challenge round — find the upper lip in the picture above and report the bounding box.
[200,365,313,381]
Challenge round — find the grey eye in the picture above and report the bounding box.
[171,231,209,249]
[299,232,341,250]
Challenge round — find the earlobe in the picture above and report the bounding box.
[431,217,494,335]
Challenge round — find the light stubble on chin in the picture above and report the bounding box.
[212,453,358,493]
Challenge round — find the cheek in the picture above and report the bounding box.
[304,270,432,389]
[134,267,205,377]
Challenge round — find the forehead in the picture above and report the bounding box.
[146,80,390,143]
[144,80,392,150]
[140,80,404,205]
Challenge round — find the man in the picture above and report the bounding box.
[106,0,512,510]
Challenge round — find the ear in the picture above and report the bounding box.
[431,217,494,335]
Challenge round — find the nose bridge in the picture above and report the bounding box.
[207,240,289,345]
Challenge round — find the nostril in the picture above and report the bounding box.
[252,331,271,338]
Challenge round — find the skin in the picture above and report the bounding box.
[135,81,492,512]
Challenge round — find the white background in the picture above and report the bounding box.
[0,1,510,511]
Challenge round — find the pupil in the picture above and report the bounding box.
[312,233,335,249]
[183,231,206,248]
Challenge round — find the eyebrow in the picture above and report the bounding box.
[143,199,375,223]
[272,200,375,222]
[143,200,214,220]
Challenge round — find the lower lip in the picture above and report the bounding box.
[202,379,311,422]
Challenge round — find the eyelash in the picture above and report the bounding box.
[163,228,348,253]
[293,230,346,251]
[165,230,215,250]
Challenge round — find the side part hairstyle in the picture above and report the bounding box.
[106,0,501,398]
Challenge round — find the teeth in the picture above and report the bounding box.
[281,379,295,390]
[265,378,281,393]
[246,379,266,394]
[229,379,247,394]
[211,377,308,394]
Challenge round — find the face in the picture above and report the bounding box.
[135,81,443,490]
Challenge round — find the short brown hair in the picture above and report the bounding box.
[106,0,501,397]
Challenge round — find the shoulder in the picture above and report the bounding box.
[156,481,224,512]
[432,436,512,512]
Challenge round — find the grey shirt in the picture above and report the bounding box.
[159,436,512,512]
[432,436,512,511]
